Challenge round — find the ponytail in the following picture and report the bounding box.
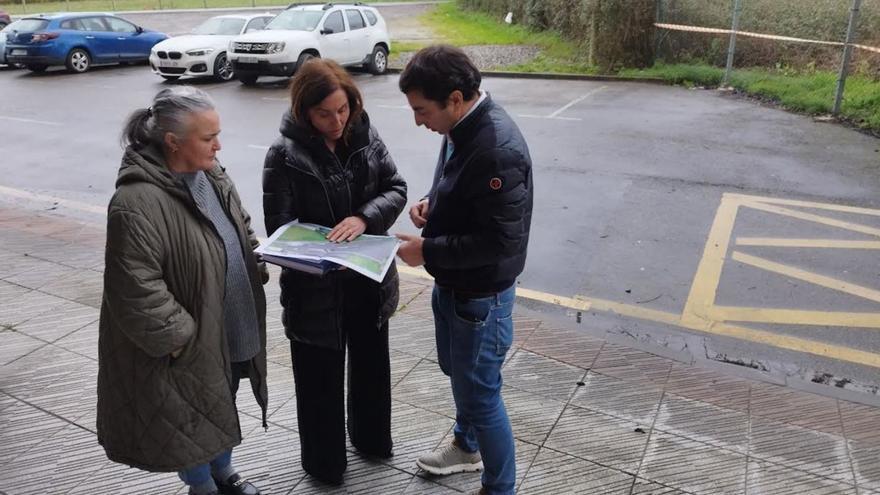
[121,107,152,149]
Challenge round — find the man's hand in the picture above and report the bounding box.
[327,216,367,243]
[409,199,429,229]
[395,233,425,266]
[171,347,183,359]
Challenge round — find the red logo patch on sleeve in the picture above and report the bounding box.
[489,177,503,190]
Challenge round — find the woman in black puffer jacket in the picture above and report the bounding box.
[262,59,406,485]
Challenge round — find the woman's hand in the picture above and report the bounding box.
[327,216,367,243]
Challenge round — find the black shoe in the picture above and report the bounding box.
[355,445,394,459]
[212,473,261,495]
[351,438,394,460]
[304,465,344,486]
[188,491,219,495]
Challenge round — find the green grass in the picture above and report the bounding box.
[419,2,594,73]
[0,0,421,15]
[620,63,880,132]
[390,41,426,55]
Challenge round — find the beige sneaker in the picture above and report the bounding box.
[416,440,483,475]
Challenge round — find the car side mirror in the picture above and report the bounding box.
[136,26,143,34]
[320,28,334,35]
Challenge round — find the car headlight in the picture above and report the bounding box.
[186,48,214,57]
[265,42,285,54]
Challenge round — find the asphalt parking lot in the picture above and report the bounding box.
[1,56,879,401]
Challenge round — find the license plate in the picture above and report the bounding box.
[11,49,26,56]
[159,61,179,67]
[237,56,257,64]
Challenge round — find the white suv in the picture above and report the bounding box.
[229,2,390,85]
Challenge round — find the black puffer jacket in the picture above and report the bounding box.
[263,111,407,349]
[422,95,534,293]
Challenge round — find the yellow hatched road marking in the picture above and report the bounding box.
[709,306,880,328]
[736,237,880,249]
[732,251,880,304]
[726,193,880,216]
[681,195,740,326]
[742,201,880,238]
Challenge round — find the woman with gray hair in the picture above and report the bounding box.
[97,86,268,495]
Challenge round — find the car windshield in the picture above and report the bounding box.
[193,17,245,35]
[265,10,322,31]
[15,18,50,31]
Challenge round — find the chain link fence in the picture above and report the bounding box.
[656,0,880,114]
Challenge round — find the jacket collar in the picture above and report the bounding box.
[117,143,227,201]
[448,93,492,148]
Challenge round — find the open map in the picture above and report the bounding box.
[256,221,400,282]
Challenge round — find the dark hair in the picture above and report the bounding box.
[121,86,215,149]
[398,45,481,105]
[288,58,363,141]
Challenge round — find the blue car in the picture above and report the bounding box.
[5,13,167,73]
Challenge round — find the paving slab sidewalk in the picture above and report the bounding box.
[1,205,879,495]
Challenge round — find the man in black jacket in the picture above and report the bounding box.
[396,45,533,495]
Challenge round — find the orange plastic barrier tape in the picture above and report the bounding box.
[655,23,880,54]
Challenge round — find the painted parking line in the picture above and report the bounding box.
[0,115,63,126]
[736,238,880,249]
[517,86,607,122]
[731,250,880,304]
[548,86,607,118]
[248,144,270,151]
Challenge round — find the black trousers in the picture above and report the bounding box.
[290,303,392,482]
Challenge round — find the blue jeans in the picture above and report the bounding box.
[178,362,246,487]
[432,284,516,495]
[178,449,232,487]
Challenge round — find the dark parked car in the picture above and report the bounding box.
[5,13,167,73]
[0,10,11,29]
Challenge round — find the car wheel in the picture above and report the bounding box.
[238,73,258,86]
[27,64,47,73]
[366,45,388,75]
[65,48,91,74]
[214,52,234,82]
[161,75,180,81]
[296,51,316,71]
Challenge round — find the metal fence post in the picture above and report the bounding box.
[588,2,597,67]
[723,0,743,86]
[111,0,117,11]
[654,0,663,56]
[833,0,862,116]
[21,0,27,14]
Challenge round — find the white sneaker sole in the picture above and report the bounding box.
[416,459,484,475]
